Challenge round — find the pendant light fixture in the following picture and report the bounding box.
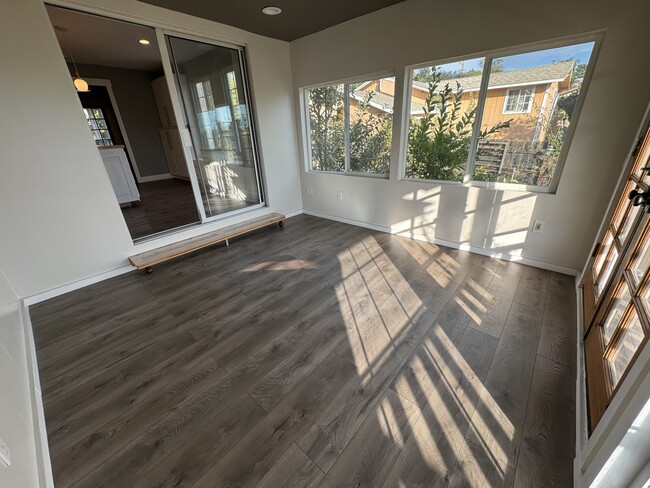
[55,25,90,93]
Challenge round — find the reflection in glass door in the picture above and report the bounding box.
[166,36,263,219]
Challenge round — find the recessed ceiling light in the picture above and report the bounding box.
[138,39,151,45]
[261,6,282,15]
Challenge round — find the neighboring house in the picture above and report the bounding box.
[353,61,575,144]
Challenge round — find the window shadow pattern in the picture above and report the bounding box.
[29,215,576,488]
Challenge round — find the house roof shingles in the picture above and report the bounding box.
[411,60,574,93]
[352,90,425,114]
[353,61,574,115]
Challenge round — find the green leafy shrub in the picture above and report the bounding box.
[406,71,511,181]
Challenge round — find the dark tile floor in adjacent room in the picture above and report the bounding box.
[30,215,576,487]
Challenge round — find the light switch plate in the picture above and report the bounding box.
[0,437,11,466]
[532,220,545,233]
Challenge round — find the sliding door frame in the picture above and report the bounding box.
[155,28,208,223]
[47,0,269,230]
[156,28,266,224]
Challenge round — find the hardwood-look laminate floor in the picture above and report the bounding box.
[122,179,200,240]
[30,215,577,488]
[122,178,262,240]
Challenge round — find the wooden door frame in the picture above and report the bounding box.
[574,103,650,488]
[579,108,650,328]
[584,210,650,430]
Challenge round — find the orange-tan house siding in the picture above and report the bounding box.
[356,75,569,143]
[409,82,560,142]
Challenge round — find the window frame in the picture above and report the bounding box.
[399,32,603,194]
[189,76,218,150]
[83,107,114,146]
[302,71,395,179]
[502,86,536,114]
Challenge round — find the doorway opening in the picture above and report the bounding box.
[47,4,267,241]
[47,5,201,240]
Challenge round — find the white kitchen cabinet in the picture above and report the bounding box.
[98,145,140,204]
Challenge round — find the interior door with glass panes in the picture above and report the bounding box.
[583,125,650,432]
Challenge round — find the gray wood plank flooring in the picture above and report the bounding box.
[121,179,200,240]
[29,215,577,487]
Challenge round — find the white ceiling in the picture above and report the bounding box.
[47,5,163,72]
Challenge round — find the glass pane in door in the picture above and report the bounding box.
[166,36,262,219]
[612,181,636,235]
[606,308,644,386]
[618,200,642,243]
[595,246,618,298]
[593,231,614,280]
[629,230,650,284]
[601,280,631,345]
[632,130,650,180]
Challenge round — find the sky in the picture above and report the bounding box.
[501,42,595,70]
[432,41,595,75]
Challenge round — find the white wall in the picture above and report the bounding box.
[290,0,650,272]
[0,267,40,488]
[0,0,302,299]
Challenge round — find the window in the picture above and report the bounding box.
[503,87,534,113]
[406,58,484,182]
[226,70,253,163]
[404,39,597,190]
[305,77,393,175]
[193,80,218,150]
[83,108,113,146]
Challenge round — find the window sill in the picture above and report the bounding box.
[400,176,556,194]
[502,109,532,115]
[307,169,389,179]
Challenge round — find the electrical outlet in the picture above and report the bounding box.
[307,186,314,197]
[532,220,545,233]
[0,437,11,466]
[337,190,343,201]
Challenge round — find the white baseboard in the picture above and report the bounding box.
[23,209,305,306]
[303,209,391,233]
[303,208,580,276]
[24,206,577,307]
[23,265,134,306]
[20,304,54,488]
[137,173,174,183]
[285,209,304,218]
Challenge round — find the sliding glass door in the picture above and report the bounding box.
[165,35,263,220]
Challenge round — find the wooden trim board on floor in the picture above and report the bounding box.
[129,212,285,271]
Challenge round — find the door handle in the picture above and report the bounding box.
[628,188,650,211]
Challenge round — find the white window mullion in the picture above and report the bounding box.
[465,57,493,182]
[344,83,351,172]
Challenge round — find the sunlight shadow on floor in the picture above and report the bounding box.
[334,234,516,485]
